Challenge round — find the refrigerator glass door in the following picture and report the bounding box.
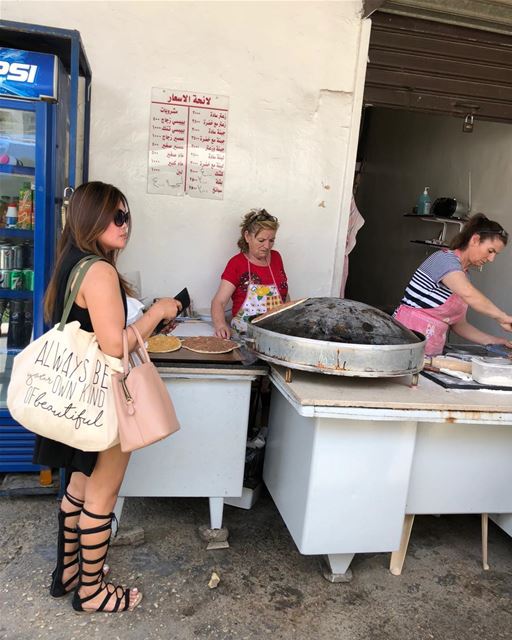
[0,103,38,409]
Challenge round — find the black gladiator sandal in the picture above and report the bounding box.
[72,508,142,613]
[50,491,84,597]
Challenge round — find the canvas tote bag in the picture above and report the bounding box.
[7,256,123,451]
[112,324,180,452]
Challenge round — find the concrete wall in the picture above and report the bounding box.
[1,1,365,311]
[347,107,512,339]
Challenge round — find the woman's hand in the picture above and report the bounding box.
[491,336,512,349]
[154,297,182,324]
[498,314,512,333]
[157,297,182,320]
[214,323,231,339]
[211,279,236,340]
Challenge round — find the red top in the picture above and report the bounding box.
[221,251,288,317]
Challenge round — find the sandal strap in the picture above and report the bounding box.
[63,556,79,569]
[63,525,78,535]
[81,507,112,520]
[76,582,130,612]
[81,550,109,568]
[64,490,85,509]
[61,568,79,591]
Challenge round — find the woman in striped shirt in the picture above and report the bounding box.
[395,213,512,355]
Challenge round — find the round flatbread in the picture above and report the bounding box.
[147,335,182,353]
[181,336,240,354]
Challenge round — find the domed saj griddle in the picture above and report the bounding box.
[245,297,425,380]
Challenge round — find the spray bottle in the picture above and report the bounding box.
[417,187,432,216]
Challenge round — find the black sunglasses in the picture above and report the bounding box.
[113,209,130,227]
[249,209,278,223]
[479,227,508,239]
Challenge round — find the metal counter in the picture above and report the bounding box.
[115,350,267,536]
[264,365,512,580]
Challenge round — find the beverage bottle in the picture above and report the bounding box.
[18,182,32,229]
[22,299,33,347]
[24,243,34,269]
[417,187,432,216]
[0,300,8,336]
[5,201,18,228]
[7,300,25,349]
[0,196,9,227]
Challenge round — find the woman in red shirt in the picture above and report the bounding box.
[211,209,288,338]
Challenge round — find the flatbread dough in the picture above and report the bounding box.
[181,336,240,354]
[147,335,182,353]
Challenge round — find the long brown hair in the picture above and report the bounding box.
[450,212,508,250]
[237,208,279,253]
[44,181,134,322]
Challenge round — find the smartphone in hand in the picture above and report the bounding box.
[153,288,190,334]
[173,288,191,314]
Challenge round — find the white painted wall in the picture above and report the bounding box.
[348,107,512,339]
[2,1,365,312]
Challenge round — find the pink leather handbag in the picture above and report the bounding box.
[113,324,180,452]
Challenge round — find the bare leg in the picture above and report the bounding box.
[74,445,141,612]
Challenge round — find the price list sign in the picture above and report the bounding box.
[148,88,229,199]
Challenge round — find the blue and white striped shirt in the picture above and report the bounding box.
[401,250,464,309]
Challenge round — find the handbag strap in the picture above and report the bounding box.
[122,324,151,375]
[58,256,102,331]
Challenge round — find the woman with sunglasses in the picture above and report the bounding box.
[394,213,512,355]
[34,181,181,613]
[211,208,288,338]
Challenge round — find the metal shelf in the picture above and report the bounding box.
[0,290,33,300]
[0,228,34,240]
[0,165,35,177]
[405,213,465,245]
[404,213,467,224]
[410,240,449,249]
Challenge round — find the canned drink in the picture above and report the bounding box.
[24,243,34,269]
[12,244,23,269]
[0,269,10,289]
[0,244,13,270]
[9,269,23,290]
[22,269,34,291]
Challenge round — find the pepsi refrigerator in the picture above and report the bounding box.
[0,23,91,473]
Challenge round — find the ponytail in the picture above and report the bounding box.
[450,213,508,250]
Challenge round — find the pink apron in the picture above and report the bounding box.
[395,295,467,356]
[231,258,283,337]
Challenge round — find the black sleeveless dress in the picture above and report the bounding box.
[32,246,127,476]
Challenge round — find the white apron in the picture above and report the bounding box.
[231,258,283,337]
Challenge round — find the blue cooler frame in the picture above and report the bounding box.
[0,21,91,472]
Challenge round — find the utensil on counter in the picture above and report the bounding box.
[251,298,309,324]
[423,356,472,374]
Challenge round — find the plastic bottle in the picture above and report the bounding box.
[5,201,18,228]
[0,195,9,227]
[7,300,25,350]
[18,182,32,229]
[22,300,33,347]
[417,187,432,216]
